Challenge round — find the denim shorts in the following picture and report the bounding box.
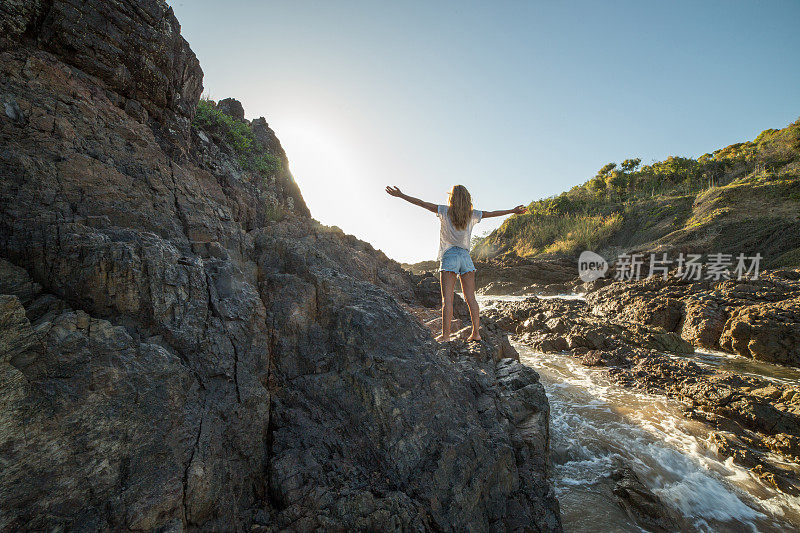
[439,246,476,275]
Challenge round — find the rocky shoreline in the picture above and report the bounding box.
[479,265,800,497]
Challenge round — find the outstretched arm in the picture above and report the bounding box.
[482,205,527,218]
[385,186,438,213]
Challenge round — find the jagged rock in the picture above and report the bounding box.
[217,97,245,121]
[544,317,569,334]
[587,279,685,332]
[487,297,692,356]
[0,2,561,531]
[1,0,203,145]
[251,116,287,158]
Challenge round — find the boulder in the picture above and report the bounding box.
[720,300,800,366]
[217,97,245,121]
[680,299,727,349]
[611,467,683,532]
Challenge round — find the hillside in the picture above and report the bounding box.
[475,120,800,267]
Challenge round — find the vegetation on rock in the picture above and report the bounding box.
[476,119,800,266]
[193,98,283,175]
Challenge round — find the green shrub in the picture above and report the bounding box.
[193,98,282,175]
[194,99,254,152]
[251,154,282,175]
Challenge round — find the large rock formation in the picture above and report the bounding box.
[0,1,561,530]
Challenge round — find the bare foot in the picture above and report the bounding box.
[436,334,451,343]
[467,335,481,342]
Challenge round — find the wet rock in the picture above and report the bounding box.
[545,317,570,334]
[587,279,685,332]
[648,331,694,354]
[585,271,800,366]
[579,349,605,366]
[487,296,691,356]
[578,349,627,367]
[611,467,683,532]
[489,290,800,489]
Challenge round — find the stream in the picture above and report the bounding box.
[479,294,800,532]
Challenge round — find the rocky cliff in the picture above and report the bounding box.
[0,1,561,530]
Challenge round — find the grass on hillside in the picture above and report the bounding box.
[480,213,622,257]
[476,118,800,265]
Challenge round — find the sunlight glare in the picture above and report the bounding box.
[276,118,366,224]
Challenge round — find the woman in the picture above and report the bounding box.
[386,184,527,342]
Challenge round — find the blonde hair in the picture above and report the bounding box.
[447,185,472,230]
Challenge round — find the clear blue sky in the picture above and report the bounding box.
[167,0,800,263]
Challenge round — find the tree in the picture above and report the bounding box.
[626,171,638,195]
[620,158,641,173]
[588,176,606,196]
[597,162,617,178]
[606,170,628,200]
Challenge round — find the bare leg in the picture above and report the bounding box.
[459,271,481,340]
[438,271,457,342]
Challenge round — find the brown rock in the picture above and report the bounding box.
[720,300,800,365]
[217,97,245,121]
[680,299,727,349]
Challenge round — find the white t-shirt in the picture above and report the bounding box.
[436,205,483,260]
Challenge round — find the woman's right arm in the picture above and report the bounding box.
[482,205,527,218]
[385,186,438,213]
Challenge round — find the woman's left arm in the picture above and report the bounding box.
[482,205,527,218]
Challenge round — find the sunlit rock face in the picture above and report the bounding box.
[0,1,561,530]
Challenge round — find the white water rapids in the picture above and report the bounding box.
[478,294,800,532]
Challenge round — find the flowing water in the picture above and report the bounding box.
[479,294,800,532]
